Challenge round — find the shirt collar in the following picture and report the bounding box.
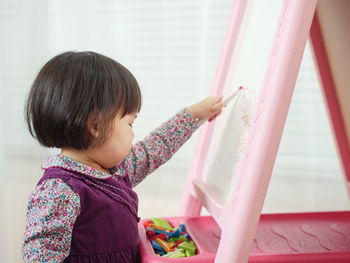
[42,154,126,180]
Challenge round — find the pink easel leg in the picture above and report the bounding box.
[309,12,350,200]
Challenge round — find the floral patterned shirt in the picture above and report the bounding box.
[22,110,198,262]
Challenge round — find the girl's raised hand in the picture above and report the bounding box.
[186,96,224,124]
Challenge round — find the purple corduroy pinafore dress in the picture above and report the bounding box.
[38,167,141,263]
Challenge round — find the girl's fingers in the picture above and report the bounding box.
[210,99,224,110]
[210,102,224,114]
[208,110,222,122]
[208,114,217,122]
[208,98,224,122]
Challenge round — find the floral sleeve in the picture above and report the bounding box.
[22,178,80,262]
[121,109,198,187]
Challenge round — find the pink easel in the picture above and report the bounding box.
[138,0,350,262]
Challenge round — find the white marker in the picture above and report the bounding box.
[198,86,243,126]
[222,86,242,105]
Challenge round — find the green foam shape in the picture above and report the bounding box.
[170,252,185,258]
[151,217,173,230]
[178,241,196,255]
[185,250,194,257]
[163,249,185,258]
[179,235,188,242]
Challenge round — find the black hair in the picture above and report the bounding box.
[25,51,141,149]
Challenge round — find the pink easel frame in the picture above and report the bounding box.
[181,0,318,261]
[139,0,350,262]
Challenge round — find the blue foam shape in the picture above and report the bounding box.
[179,223,185,232]
[151,240,165,253]
[155,249,166,256]
[169,228,182,238]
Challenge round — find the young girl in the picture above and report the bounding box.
[22,51,223,262]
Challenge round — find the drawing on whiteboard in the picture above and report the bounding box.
[203,88,257,200]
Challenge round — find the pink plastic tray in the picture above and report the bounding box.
[138,211,350,262]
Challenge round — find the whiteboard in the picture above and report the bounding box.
[202,0,284,201]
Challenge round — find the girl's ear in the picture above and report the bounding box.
[87,112,100,138]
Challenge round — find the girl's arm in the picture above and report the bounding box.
[22,179,80,262]
[120,96,223,187]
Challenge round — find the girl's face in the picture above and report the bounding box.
[91,112,137,169]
